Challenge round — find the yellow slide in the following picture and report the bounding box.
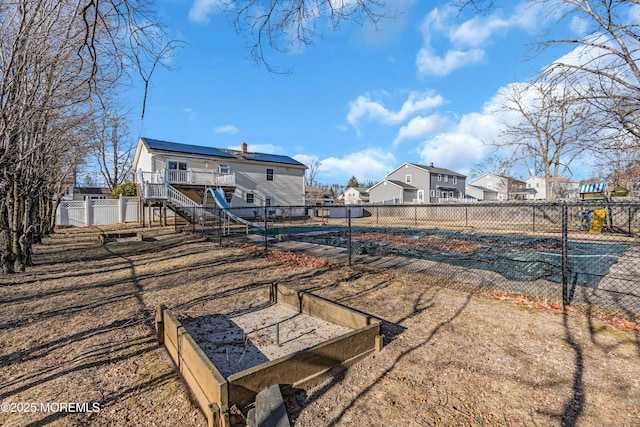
[590,208,606,233]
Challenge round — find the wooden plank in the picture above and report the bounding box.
[271,285,378,329]
[228,324,380,408]
[179,332,228,409]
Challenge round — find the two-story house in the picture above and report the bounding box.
[368,162,466,204]
[526,176,580,200]
[342,187,370,205]
[133,137,306,222]
[467,173,533,201]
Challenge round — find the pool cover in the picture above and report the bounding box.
[267,226,627,289]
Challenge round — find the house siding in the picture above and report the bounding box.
[232,162,304,207]
[387,165,430,203]
[470,174,508,200]
[369,182,403,204]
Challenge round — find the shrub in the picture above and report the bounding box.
[111,182,137,199]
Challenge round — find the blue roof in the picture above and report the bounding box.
[141,137,305,167]
[579,183,605,194]
[142,137,235,158]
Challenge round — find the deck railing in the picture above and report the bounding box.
[137,168,235,187]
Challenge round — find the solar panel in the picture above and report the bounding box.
[142,137,235,159]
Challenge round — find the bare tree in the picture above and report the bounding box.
[218,0,388,71]
[493,81,593,201]
[468,153,518,180]
[0,0,173,273]
[304,158,322,187]
[538,0,640,143]
[90,101,135,191]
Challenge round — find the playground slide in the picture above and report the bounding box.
[208,187,265,231]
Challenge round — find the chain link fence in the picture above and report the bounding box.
[182,201,640,318]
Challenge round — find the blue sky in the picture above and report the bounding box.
[126,0,591,186]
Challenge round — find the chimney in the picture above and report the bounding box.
[241,142,247,152]
[429,162,434,167]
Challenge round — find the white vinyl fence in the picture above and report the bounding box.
[56,197,139,226]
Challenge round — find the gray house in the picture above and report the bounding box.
[368,162,466,204]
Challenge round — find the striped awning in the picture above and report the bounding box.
[579,183,605,194]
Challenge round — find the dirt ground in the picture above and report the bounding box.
[1,225,639,427]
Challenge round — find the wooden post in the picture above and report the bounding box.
[156,305,166,344]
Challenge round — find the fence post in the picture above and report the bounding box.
[532,205,536,232]
[84,199,91,226]
[465,206,468,227]
[348,207,352,268]
[264,205,268,252]
[562,202,569,307]
[118,196,125,223]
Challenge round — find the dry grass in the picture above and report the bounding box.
[0,224,639,426]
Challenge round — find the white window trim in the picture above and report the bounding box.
[167,159,189,170]
[406,174,411,184]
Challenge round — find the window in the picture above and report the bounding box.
[266,197,272,207]
[417,190,424,201]
[218,165,230,174]
[444,175,449,182]
[167,160,188,170]
[246,193,254,203]
[430,190,435,197]
[266,168,274,181]
[449,191,454,197]
[437,191,441,197]
[438,174,442,181]
[453,176,457,184]
[406,175,411,184]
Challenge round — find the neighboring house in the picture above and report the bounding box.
[526,176,580,200]
[368,162,466,204]
[525,176,546,200]
[133,137,306,214]
[468,174,532,201]
[63,186,112,201]
[305,186,334,206]
[343,187,370,205]
[465,184,498,201]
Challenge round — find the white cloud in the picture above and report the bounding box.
[347,90,445,128]
[188,0,223,24]
[317,149,396,183]
[416,98,509,175]
[183,108,195,122]
[416,47,485,76]
[393,114,449,146]
[417,2,545,76]
[570,16,590,36]
[450,15,510,48]
[214,124,238,135]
